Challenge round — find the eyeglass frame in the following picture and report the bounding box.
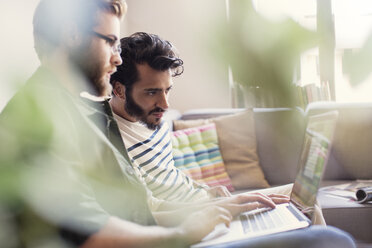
[91,31,122,55]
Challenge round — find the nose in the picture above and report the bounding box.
[157,92,170,110]
[111,52,122,66]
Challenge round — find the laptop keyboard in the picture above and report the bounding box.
[240,206,300,233]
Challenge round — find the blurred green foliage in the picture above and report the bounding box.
[210,0,319,107]
[343,32,372,87]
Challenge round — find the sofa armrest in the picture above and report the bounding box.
[307,102,372,181]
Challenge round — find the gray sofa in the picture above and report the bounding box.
[166,101,372,246]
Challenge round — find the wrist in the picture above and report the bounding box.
[170,227,191,248]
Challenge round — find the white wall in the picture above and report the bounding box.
[123,0,231,112]
[0,1,40,111]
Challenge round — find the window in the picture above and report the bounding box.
[230,0,372,107]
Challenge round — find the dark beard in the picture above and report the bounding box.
[84,63,105,96]
[124,90,163,130]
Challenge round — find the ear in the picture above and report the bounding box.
[63,23,83,48]
[112,81,126,100]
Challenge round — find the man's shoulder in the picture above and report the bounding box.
[0,67,87,145]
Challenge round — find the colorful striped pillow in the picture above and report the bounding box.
[171,123,234,192]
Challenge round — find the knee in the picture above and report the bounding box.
[307,226,356,248]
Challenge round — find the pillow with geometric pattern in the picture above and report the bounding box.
[173,110,270,190]
[171,123,235,192]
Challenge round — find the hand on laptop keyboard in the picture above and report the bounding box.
[214,192,279,217]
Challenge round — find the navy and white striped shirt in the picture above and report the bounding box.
[114,113,210,210]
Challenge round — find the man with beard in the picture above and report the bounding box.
[109,32,233,211]
[110,32,326,226]
[0,1,278,247]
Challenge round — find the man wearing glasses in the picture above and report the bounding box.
[0,0,356,247]
[0,0,276,247]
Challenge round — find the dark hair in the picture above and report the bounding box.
[33,0,126,59]
[110,32,184,90]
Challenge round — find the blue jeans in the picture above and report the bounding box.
[205,226,356,248]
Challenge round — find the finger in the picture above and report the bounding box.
[224,201,264,216]
[269,196,290,204]
[234,194,276,208]
[240,202,261,212]
[267,193,290,199]
[245,201,278,211]
[211,205,233,219]
[235,192,272,203]
[255,195,276,208]
[267,193,290,203]
[212,206,233,227]
[215,213,232,228]
[253,192,275,202]
[219,187,232,197]
[213,186,231,198]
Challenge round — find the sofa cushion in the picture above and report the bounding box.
[171,123,234,192]
[173,110,270,189]
[253,109,306,185]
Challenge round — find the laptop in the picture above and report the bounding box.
[192,111,339,248]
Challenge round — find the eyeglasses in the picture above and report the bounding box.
[91,31,122,55]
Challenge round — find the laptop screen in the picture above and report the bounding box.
[290,111,338,216]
